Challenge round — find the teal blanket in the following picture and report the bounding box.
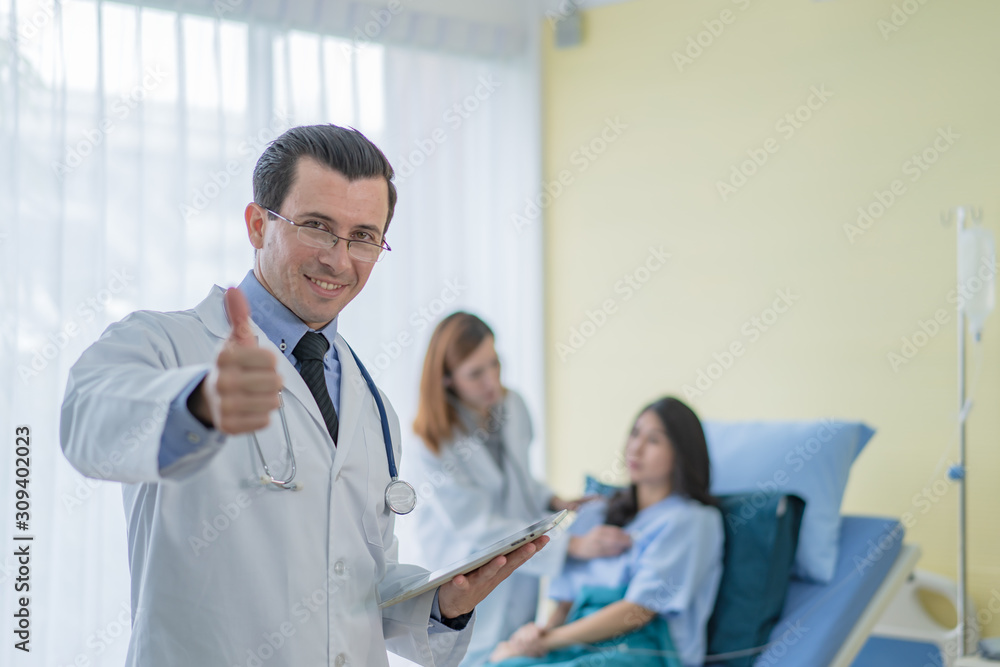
[491,586,681,667]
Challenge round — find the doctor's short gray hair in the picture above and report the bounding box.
[252,124,398,235]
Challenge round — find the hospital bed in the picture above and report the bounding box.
[703,419,921,667]
[387,418,920,667]
[750,515,921,666]
[697,498,920,667]
[589,418,922,667]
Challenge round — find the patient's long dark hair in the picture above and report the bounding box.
[605,397,717,528]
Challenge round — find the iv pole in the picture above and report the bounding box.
[953,205,969,657]
[944,204,988,657]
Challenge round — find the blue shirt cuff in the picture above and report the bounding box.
[430,590,473,632]
[158,371,225,471]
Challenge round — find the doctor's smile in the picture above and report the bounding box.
[306,275,348,294]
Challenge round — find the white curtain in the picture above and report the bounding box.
[0,1,542,664]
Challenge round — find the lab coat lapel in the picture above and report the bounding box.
[193,285,232,340]
[271,346,332,443]
[331,335,364,479]
[193,285,333,443]
[460,431,505,492]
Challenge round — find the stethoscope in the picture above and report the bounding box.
[250,342,417,515]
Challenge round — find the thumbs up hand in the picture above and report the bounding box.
[188,288,282,434]
[225,286,257,348]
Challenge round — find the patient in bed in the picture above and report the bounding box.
[488,396,724,667]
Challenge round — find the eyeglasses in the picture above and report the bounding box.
[263,207,391,263]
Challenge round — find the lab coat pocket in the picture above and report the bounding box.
[362,426,389,551]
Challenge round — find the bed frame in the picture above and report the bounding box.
[828,543,923,666]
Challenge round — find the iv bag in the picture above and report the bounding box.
[958,227,996,339]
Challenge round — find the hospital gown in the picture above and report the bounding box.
[545,495,724,667]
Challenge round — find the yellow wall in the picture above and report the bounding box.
[542,0,1000,636]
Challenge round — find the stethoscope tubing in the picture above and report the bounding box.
[250,340,415,513]
[251,392,298,489]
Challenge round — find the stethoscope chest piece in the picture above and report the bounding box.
[385,478,417,515]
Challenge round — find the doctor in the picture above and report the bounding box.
[405,312,630,665]
[60,124,546,667]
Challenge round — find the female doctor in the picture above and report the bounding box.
[403,312,631,666]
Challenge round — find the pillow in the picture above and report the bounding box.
[703,420,874,583]
[584,475,625,498]
[706,493,806,667]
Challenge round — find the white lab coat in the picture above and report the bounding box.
[399,391,570,666]
[60,285,472,667]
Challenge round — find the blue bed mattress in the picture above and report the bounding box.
[752,516,905,667]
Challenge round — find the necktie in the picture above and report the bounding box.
[293,332,339,445]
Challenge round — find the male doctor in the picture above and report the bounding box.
[60,124,546,667]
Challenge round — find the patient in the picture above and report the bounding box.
[489,397,724,667]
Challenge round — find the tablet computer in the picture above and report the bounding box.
[379,510,569,609]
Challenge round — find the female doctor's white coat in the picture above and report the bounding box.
[60,285,472,667]
[399,391,570,666]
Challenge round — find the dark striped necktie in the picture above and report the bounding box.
[293,331,339,445]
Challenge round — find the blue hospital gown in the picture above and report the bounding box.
[548,495,724,667]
